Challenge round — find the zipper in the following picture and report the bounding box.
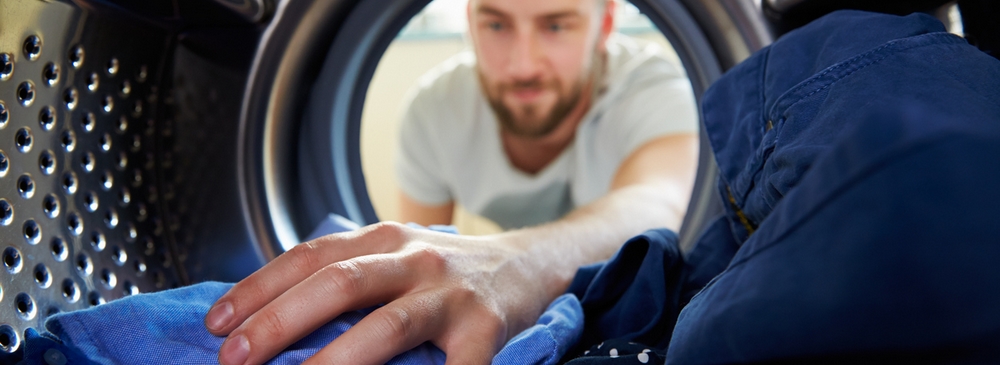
[727,186,757,236]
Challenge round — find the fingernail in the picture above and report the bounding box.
[206,301,234,331]
[219,334,250,365]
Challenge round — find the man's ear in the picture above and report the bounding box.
[467,0,477,47]
[599,0,616,49]
[467,0,472,23]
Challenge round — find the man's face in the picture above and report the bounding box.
[469,0,610,138]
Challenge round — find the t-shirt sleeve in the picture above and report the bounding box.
[394,90,454,206]
[608,58,699,161]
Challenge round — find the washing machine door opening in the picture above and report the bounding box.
[241,0,772,256]
[361,1,706,237]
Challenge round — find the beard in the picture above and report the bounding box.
[479,51,604,139]
[484,76,585,138]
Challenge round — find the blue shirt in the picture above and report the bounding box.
[17,282,586,365]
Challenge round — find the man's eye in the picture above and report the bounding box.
[488,22,504,31]
[547,23,564,32]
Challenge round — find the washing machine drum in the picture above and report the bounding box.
[0,0,777,355]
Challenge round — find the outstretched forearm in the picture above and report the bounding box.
[495,182,689,327]
[489,133,697,335]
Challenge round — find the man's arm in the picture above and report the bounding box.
[497,133,697,301]
[399,193,455,226]
[205,133,698,365]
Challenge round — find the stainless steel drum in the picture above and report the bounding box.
[0,0,183,351]
[0,0,270,354]
[0,0,772,357]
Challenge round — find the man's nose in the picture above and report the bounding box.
[507,28,543,80]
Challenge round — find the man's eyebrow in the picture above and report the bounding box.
[476,6,582,21]
[476,6,511,19]
[539,11,583,21]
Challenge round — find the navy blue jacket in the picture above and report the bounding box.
[567,10,1000,364]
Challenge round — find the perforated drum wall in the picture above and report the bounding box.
[0,0,183,353]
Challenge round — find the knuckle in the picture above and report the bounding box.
[318,260,366,297]
[223,276,271,316]
[409,246,448,274]
[373,307,415,343]
[482,311,506,334]
[254,308,289,342]
[450,283,478,303]
[370,221,409,242]
[285,241,323,271]
[449,286,508,335]
[236,278,270,307]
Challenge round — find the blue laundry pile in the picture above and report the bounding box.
[17,281,589,364]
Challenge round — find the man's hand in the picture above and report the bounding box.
[205,133,698,365]
[204,222,550,365]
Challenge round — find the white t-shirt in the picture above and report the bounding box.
[395,34,698,230]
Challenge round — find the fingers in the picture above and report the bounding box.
[441,342,495,365]
[206,222,410,336]
[439,315,504,365]
[303,290,448,365]
[302,294,501,365]
[218,253,418,365]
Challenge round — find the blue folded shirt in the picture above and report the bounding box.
[19,282,585,365]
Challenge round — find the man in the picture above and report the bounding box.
[396,0,699,229]
[205,0,698,364]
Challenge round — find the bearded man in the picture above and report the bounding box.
[396,0,699,230]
